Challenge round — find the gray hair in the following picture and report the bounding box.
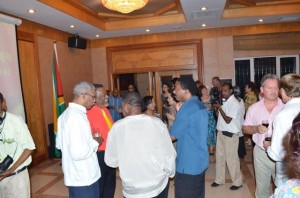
[73,81,95,97]
[261,74,279,87]
[123,92,142,106]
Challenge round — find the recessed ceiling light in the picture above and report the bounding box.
[202,23,206,27]
[146,29,150,32]
[28,9,36,14]
[201,7,207,11]
[96,34,100,38]
[258,19,263,23]
[70,25,75,28]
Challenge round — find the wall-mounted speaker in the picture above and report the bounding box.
[68,36,87,49]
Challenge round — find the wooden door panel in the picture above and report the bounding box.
[18,40,47,165]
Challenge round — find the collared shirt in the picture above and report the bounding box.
[105,114,176,198]
[243,98,284,150]
[267,98,300,161]
[170,96,209,175]
[56,103,100,186]
[108,95,123,122]
[0,112,35,172]
[217,95,242,133]
[87,105,114,151]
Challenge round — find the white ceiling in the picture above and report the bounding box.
[0,0,300,40]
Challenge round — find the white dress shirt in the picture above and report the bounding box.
[267,98,300,161]
[217,95,242,133]
[105,114,176,198]
[56,103,100,186]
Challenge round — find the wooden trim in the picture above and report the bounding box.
[107,40,200,74]
[91,21,300,48]
[38,0,106,29]
[107,39,203,90]
[234,32,300,50]
[33,35,48,163]
[18,31,34,42]
[105,14,186,31]
[223,3,300,18]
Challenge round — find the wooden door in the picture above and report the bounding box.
[154,70,198,115]
[18,37,48,165]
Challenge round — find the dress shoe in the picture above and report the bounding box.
[211,182,220,187]
[229,185,243,190]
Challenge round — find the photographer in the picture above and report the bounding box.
[0,92,36,198]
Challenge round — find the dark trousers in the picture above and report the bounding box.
[175,171,205,198]
[124,180,170,198]
[97,151,116,198]
[238,136,247,159]
[68,179,100,198]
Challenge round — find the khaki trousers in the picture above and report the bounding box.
[215,131,243,186]
[0,169,30,198]
[253,145,275,198]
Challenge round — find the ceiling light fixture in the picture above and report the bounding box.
[259,19,263,23]
[28,9,36,14]
[102,0,148,14]
[70,25,75,28]
[201,7,207,11]
[96,34,100,38]
[202,23,206,27]
[146,29,150,32]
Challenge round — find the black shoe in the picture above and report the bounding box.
[229,185,243,190]
[211,182,220,187]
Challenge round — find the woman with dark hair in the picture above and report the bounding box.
[165,93,179,129]
[272,113,300,197]
[244,82,258,112]
[199,85,216,155]
[161,83,171,124]
[142,96,162,120]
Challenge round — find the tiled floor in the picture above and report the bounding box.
[30,144,256,198]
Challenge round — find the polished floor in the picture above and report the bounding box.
[30,143,256,198]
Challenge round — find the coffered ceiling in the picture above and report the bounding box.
[0,0,299,39]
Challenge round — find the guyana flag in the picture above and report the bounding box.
[52,42,65,158]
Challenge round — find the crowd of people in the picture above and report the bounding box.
[1,72,299,198]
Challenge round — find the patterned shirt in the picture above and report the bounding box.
[244,91,257,112]
[272,179,300,198]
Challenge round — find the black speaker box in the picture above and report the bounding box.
[68,36,87,49]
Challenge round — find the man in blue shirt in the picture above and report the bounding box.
[108,88,123,122]
[170,77,209,198]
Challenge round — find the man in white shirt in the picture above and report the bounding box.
[105,92,176,198]
[211,83,243,190]
[56,81,103,198]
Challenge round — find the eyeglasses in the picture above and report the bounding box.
[83,93,97,99]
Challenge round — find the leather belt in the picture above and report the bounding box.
[222,131,234,138]
[7,166,27,177]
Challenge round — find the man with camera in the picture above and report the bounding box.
[0,92,36,198]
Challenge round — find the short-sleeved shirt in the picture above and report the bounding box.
[0,112,36,171]
[243,98,284,149]
[217,95,242,133]
[170,96,209,175]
